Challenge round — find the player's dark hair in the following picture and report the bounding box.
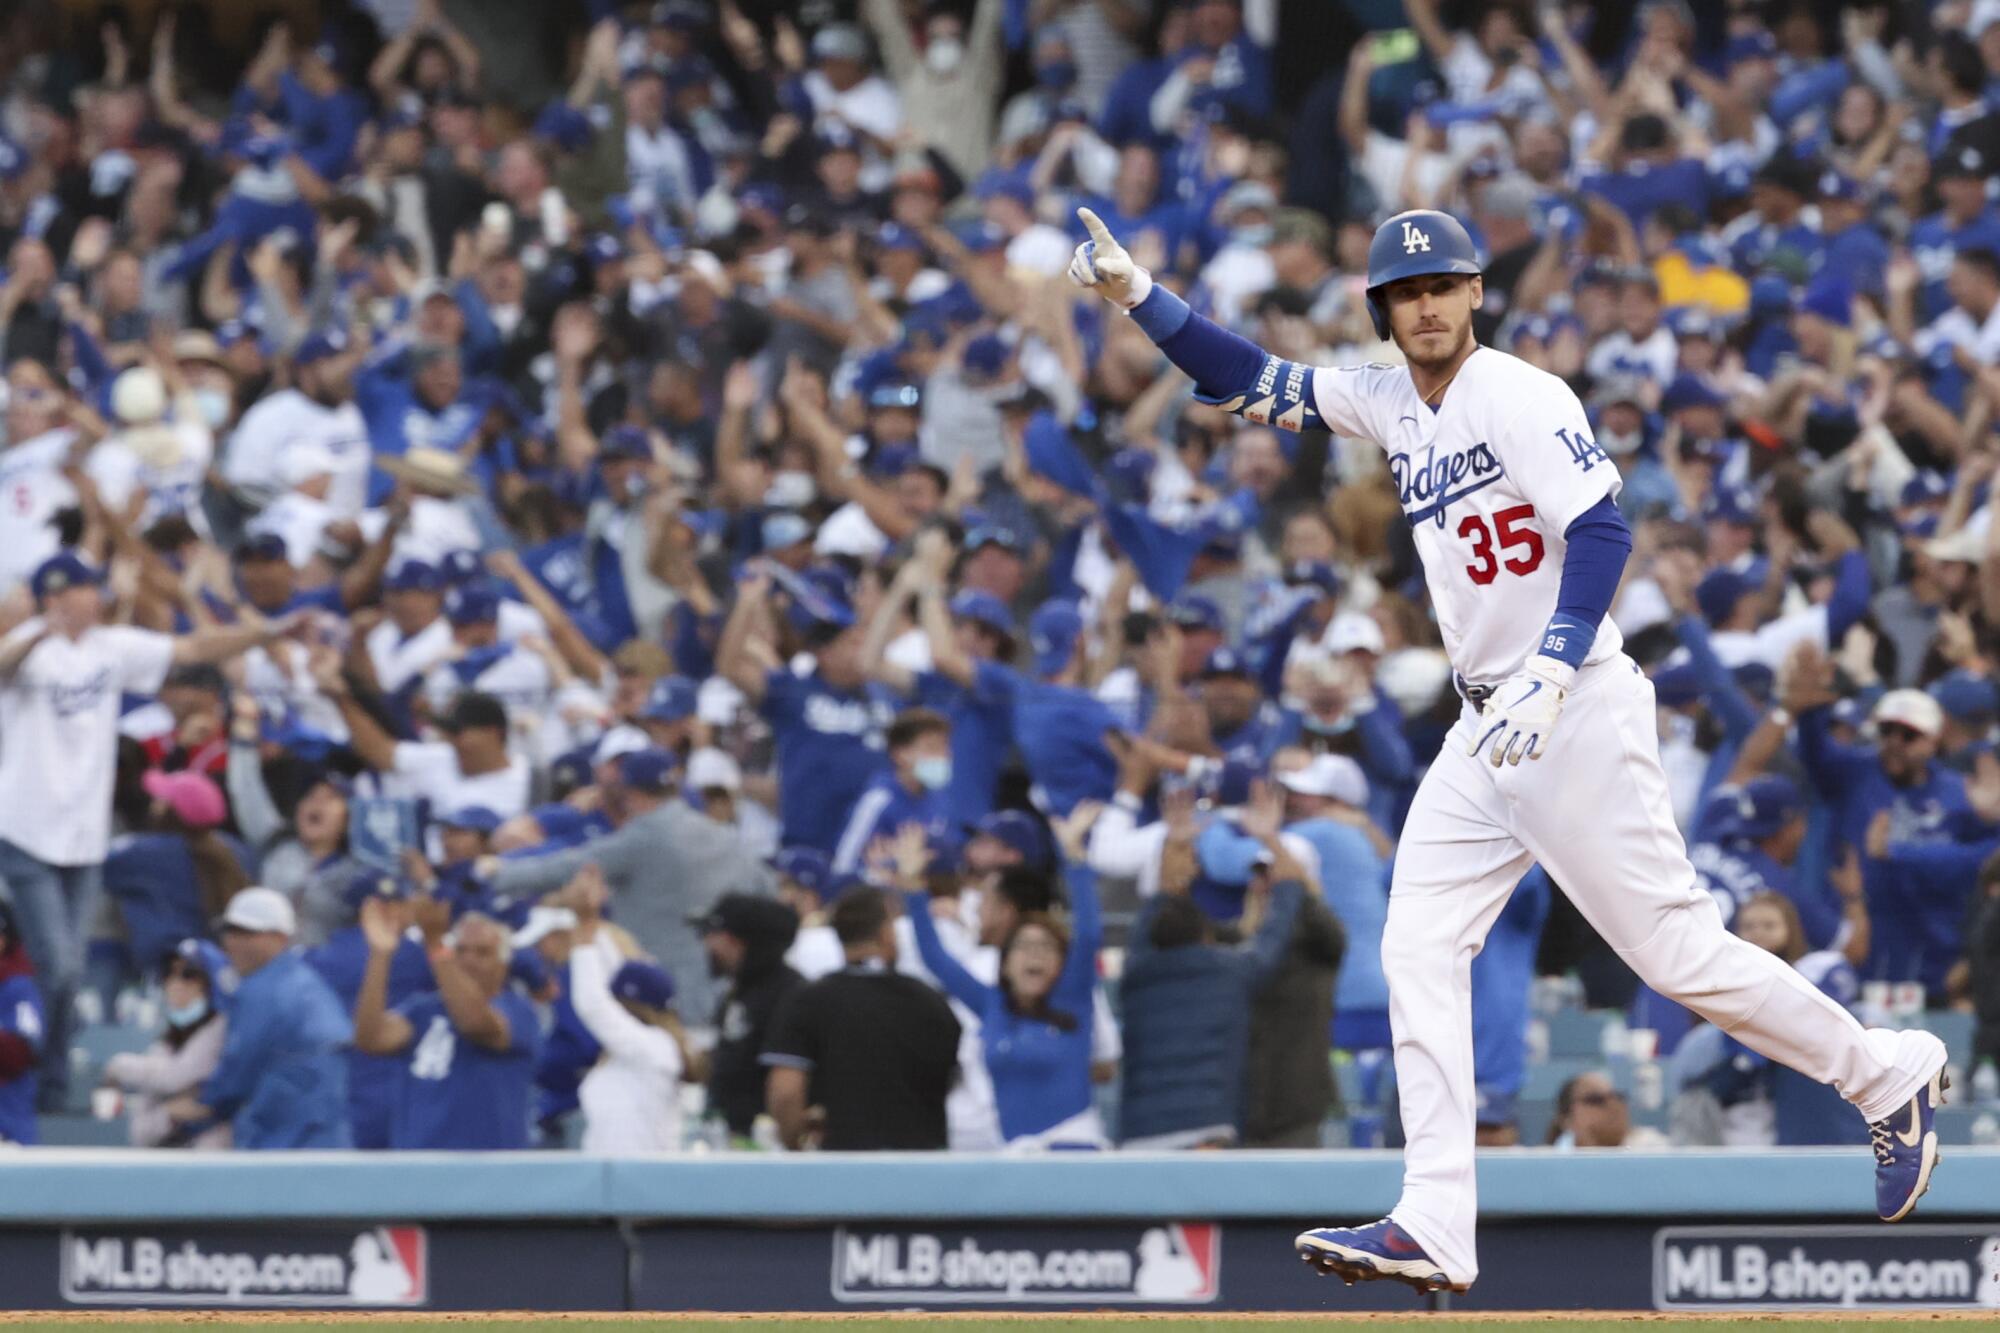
[830,887,893,948]
[1938,33,1987,97]
[886,706,950,752]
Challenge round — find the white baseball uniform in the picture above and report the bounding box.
[1300,346,1943,1286]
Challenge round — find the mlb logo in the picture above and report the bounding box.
[1133,1224,1222,1302]
[347,1226,426,1305]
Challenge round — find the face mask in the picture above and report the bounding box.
[1036,60,1078,90]
[1233,224,1274,247]
[193,388,231,429]
[913,755,953,790]
[925,38,965,75]
[167,997,209,1027]
[765,470,817,509]
[1601,428,1643,457]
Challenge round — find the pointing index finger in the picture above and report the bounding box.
[1077,207,1113,245]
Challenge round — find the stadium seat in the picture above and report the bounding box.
[37,1113,130,1148]
[1545,1008,1618,1059]
[1919,1010,1976,1071]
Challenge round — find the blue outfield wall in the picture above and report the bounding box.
[2,1147,1998,1221]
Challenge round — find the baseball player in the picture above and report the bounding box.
[1070,207,1951,1293]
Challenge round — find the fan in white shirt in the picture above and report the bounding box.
[366,560,453,696]
[314,656,532,823]
[418,582,553,727]
[223,328,371,514]
[0,358,82,591]
[564,866,702,1154]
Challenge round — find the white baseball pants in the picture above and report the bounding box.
[1384,655,1946,1287]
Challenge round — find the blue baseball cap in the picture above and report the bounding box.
[962,333,1011,379]
[438,550,484,586]
[445,581,500,626]
[1028,599,1084,677]
[1649,649,1701,707]
[1707,774,1801,843]
[1901,471,1951,508]
[610,959,675,1009]
[294,327,352,364]
[1284,560,1341,595]
[615,747,679,792]
[1797,275,1853,328]
[1931,670,2000,722]
[876,222,925,253]
[641,675,699,723]
[233,531,290,563]
[31,551,102,601]
[866,379,921,410]
[1200,646,1254,680]
[953,219,1009,253]
[1703,484,1758,527]
[1724,31,1777,66]
[530,802,590,848]
[600,424,652,462]
[972,167,1034,207]
[437,806,502,835]
[969,809,1052,870]
[771,846,832,898]
[868,443,918,478]
[1105,447,1156,504]
[965,523,1023,556]
[1168,595,1225,634]
[1661,374,1726,415]
[586,232,626,266]
[533,100,594,152]
[1694,568,1754,625]
[949,589,1015,640]
[385,560,443,593]
[342,870,411,911]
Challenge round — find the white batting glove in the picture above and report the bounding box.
[1467,655,1575,767]
[1068,207,1155,310]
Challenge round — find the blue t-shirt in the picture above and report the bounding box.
[1285,818,1389,1023]
[1001,668,1121,816]
[301,928,435,1151]
[1910,208,2000,322]
[0,968,43,1145]
[389,987,543,1150]
[915,665,1014,828]
[761,665,890,851]
[1213,701,1296,768]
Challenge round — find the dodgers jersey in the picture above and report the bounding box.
[1299,348,1624,686]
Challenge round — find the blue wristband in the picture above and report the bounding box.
[1129,284,1192,342]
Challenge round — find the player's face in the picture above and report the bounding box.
[1382,274,1481,369]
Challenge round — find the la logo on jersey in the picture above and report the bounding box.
[1402,221,1431,253]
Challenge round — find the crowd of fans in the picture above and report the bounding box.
[1,0,1999,1153]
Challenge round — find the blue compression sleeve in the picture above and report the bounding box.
[1129,286,1324,429]
[1824,549,1872,643]
[1539,496,1632,669]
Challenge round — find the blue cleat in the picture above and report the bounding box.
[1295,1218,1466,1293]
[1871,1064,1949,1222]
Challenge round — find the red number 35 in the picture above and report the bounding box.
[1459,503,1545,585]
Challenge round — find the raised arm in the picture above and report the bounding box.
[413,897,512,1051]
[714,570,775,705]
[351,896,417,1055]
[902,889,992,1012]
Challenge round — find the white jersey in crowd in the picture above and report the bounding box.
[367,617,454,695]
[570,932,685,1153]
[421,647,553,727]
[386,741,532,820]
[87,421,215,536]
[1298,347,1622,686]
[225,390,372,515]
[0,429,79,590]
[0,620,174,865]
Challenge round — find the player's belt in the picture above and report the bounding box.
[1455,674,1495,714]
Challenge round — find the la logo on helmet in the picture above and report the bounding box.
[1402,222,1431,254]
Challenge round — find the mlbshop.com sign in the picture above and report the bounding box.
[831,1223,1220,1304]
[1654,1226,2000,1311]
[60,1226,427,1307]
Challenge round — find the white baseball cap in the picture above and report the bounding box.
[686,746,742,792]
[1277,754,1370,808]
[111,366,167,425]
[1873,689,1944,739]
[1323,611,1385,657]
[218,886,297,936]
[512,905,579,950]
[593,724,652,765]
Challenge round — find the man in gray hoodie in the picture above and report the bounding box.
[487,748,773,1020]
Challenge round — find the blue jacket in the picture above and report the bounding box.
[301,929,433,1150]
[904,862,1103,1144]
[1285,817,1389,1021]
[201,951,353,1149]
[1115,880,1303,1143]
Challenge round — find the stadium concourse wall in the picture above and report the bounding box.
[0,1150,1997,1314]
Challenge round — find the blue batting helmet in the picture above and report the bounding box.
[1365,209,1482,339]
